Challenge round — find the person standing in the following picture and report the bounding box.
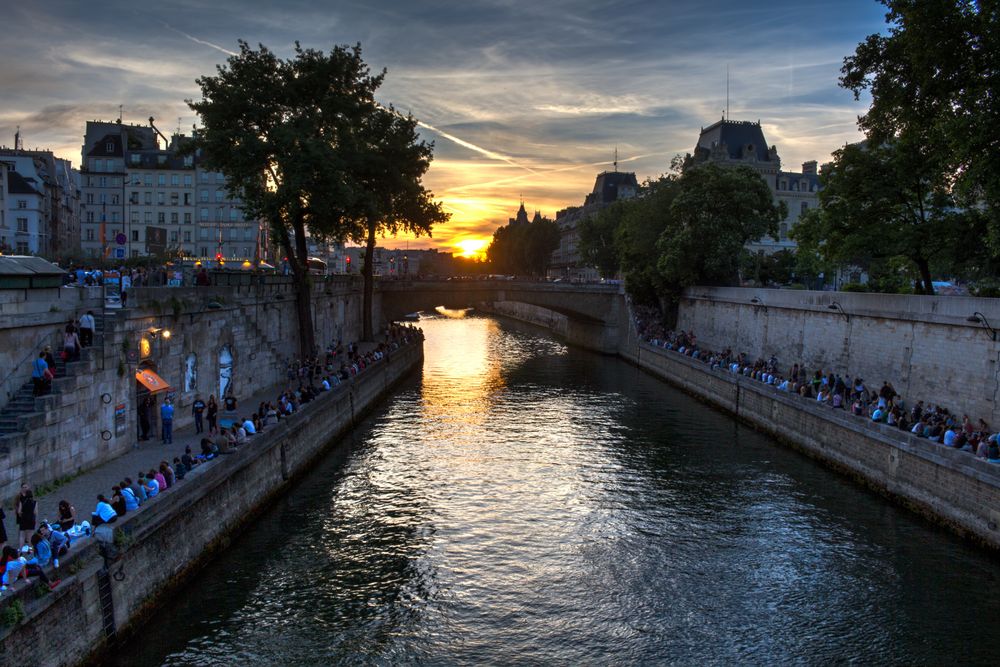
[207,395,219,435]
[15,485,36,548]
[78,310,96,348]
[192,394,206,434]
[63,322,81,362]
[161,399,174,445]
[31,352,50,397]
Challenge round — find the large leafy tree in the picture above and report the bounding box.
[791,141,958,294]
[578,202,626,278]
[189,42,382,356]
[485,217,560,277]
[656,164,783,294]
[841,1,1000,247]
[339,104,448,340]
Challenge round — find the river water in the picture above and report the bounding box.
[122,311,1000,665]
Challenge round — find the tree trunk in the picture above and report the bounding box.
[362,219,377,342]
[281,213,316,358]
[914,257,935,295]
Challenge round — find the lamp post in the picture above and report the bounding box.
[827,301,850,322]
[967,312,997,341]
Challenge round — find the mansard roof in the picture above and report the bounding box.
[7,169,40,195]
[585,171,638,207]
[695,119,775,162]
[86,133,123,158]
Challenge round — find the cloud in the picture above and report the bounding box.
[162,23,239,57]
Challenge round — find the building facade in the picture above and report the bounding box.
[0,148,82,258]
[80,119,262,262]
[549,170,639,280]
[692,118,819,252]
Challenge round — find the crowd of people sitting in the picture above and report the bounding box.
[633,305,1000,463]
[3,323,423,598]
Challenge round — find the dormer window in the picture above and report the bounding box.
[106,142,114,152]
[131,154,140,164]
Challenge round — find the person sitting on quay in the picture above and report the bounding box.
[121,481,140,511]
[38,523,69,568]
[151,467,167,492]
[92,495,117,526]
[140,472,159,498]
[173,457,188,481]
[242,416,257,436]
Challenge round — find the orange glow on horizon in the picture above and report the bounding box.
[454,238,489,259]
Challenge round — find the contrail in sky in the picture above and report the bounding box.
[163,23,238,56]
[415,120,538,175]
[442,151,675,193]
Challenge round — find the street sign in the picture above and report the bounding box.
[115,233,127,245]
[114,248,125,259]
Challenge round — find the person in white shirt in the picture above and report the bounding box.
[242,418,256,435]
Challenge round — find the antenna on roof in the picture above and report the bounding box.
[14,126,22,151]
[726,64,730,121]
[118,104,123,123]
[614,146,618,172]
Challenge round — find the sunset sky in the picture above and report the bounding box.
[0,1,889,255]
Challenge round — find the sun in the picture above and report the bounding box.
[454,238,489,259]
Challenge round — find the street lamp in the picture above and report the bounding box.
[827,301,850,322]
[966,312,997,341]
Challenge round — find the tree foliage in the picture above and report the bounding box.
[791,141,959,294]
[486,218,560,276]
[841,0,1000,251]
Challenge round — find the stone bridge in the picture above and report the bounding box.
[378,279,626,352]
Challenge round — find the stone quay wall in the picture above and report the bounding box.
[0,341,422,667]
[676,287,1000,425]
[0,276,378,502]
[618,336,1000,551]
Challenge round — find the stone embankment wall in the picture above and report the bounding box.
[481,300,624,353]
[677,287,1000,424]
[619,337,1000,551]
[0,276,378,502]
[0,341,422,667]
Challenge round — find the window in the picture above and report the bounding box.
[111,212,120,223]
[158,212,165,223]
[171,212,178,224]
[86,229,95,241]
[215,173,225,183]
[16,199,27,209]
[131,154,141,165]
[145,212,152,223]
[171,174,179,186]
[131,211,139,223]
[229,210,238,222]
[130,192,139,204]
[227,228,238,241]
[215,208,223,221]
[17,218,28,232]
[183,175,192,186]
[200,246,208,256]
[183,231,191,242]
[244,227,254,241]
[86,194,94,205]
[111,194,120,205]
[183,156,194,167]
[99,177,107,187]
[106,142,114,152]
[801,202,809,215]
[95,159,104,172]
[157,155,166,166]
[99,194,107,204]
[86,212,94,223]
[215,190,224,203]
[144,174,153,186]
[199,172,210,183]
[170,193,179,205]
[144,192,152,205]
[184,212,192,224]
[200,208,208,221]
[200,227,209,240]
[170,231,178,243]
[158,174,166,186]
[779,223,788,240]
[132,230,139,241]
[157,192,165,205]
[16,241,28,254]
[200,191,208,203]
[183,193,192,205]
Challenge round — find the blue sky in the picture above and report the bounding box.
[0,0,889,250]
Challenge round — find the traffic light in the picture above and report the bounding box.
[215,253,223,262]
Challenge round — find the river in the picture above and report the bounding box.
[120,311,1000,665]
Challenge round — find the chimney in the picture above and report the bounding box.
[802,160,817,175]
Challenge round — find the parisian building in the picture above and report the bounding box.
[691,118,820,252]
[549,170,639,281]
[0,141,82,258]
[80,119,263,262]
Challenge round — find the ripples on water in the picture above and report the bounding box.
[122,312,1000,666]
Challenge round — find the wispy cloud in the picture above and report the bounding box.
[163,23,238,57]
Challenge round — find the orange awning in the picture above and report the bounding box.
[135,369,172,394]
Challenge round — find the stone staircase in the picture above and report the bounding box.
[0,312,107,439]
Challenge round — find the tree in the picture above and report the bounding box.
[656,164,783,295]
[578,203,626,278]
[338,104,448,340]
[791,141,960,294]
[485,217,560,277]
[841,1,1000,248]
[189,42,382,356]
[615,176,678,304]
